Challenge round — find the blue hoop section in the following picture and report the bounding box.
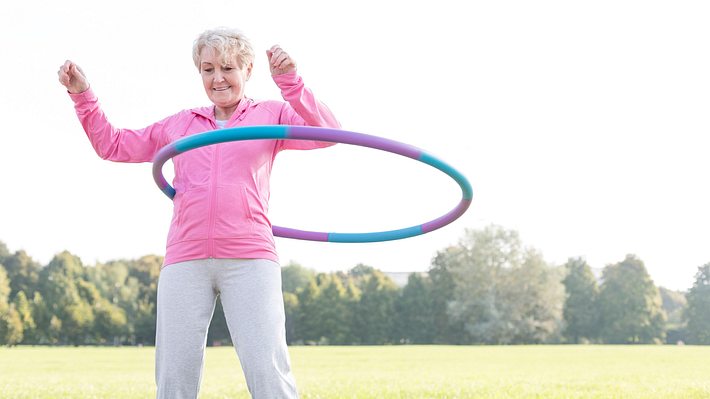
[152,126,472,242]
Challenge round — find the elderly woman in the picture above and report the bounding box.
[58,27,339,398]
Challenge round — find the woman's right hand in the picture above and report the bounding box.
[58,60,89,94]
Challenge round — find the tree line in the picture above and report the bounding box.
[1,225,708,346]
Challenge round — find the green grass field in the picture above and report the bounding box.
[1,345,709,398]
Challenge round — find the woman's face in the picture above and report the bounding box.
[199,47,252,113]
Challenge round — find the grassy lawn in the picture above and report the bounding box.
[0,345,709,398]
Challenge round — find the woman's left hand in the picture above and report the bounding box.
[266,45,297,76]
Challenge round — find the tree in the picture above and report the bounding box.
[39,252,83,315]
[12,291,36,343]
[294,273,354,344]
[441,225,564,344]
[132,297,157,345]
[396,273,436,343]
[77,274,128,344]
[93,297,128,345]
[499,249,564,344]
[0,265,10,306]
[562,257,600,343]
[39,252,95,344]
[48,315,62,344]
[89,256,161,345]
[351,268,399,344]
[684,263,710,344]
[597,255,666,344]
[281,262,316,294]
[315,274,353,344]
[0,241,9,262]
[447,226,524,344]
[127,256,161,345]
[429,246,468,343]
[283,292,299,344]
[207,300,231,346]
[30,292,53,344]
[659,287,688,344]
[295,277,322,344]
[0,265,23,345]
[280,263,318,344]
[659,287,687,327]
[2,250,41,301]
[0,304,23,345]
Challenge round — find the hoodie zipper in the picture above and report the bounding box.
[207,106,245,258]
[207,125,220,258]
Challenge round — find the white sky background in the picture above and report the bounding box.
[0,0,708,291]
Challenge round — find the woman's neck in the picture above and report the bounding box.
[215,102,239,121]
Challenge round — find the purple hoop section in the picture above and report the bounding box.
[152,143,179,198]
[421,199,472,234]
[272,227,329,242]
[288,126,423,160]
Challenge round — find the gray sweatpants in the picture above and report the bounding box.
[155,258,298,399]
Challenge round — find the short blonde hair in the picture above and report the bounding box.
[192,27,255,70]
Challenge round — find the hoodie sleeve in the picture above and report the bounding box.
[273,71,340,151]
[69,88,169,162]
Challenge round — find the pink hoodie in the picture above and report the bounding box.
[70,71,339,266]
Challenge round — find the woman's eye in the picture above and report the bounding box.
[203,68,214,73]
[223,67,234,71]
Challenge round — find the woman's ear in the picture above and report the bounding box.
[247,62,253,80]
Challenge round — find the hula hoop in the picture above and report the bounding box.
[152,125,472,243]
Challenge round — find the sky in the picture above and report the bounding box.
[0,0,708,291]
